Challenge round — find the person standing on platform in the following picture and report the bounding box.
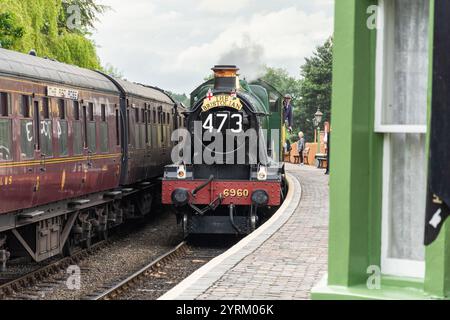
[298,132,305,166]
[283,94,294,133]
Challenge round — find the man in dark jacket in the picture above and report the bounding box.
[283,94,293,133]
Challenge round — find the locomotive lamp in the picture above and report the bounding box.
[257,165,268,181]
[177,164,186,179]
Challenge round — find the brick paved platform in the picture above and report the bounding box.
[160,164,329,300]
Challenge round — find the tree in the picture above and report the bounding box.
[297,37,333,142]
[0,12,24,49]
[0,0,105,69]
[102,63,123,79]
[260,67,302,102]
[168,91,190,107]
[59,0,110,34]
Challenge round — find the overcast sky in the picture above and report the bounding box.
[92,0,334,94]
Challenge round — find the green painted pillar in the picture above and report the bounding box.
[425,221,450,298]
[327,0,381,287]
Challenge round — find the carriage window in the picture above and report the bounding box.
[73,101,80,120]
[58,120,68,156]
[20,120,34,159]
[0,93,10,116]
[141,109,145,124]
[135,107,139,123]
[87,122,96,153]
[43,98,50,119]
[127,109,131,146]
[101,104,106,122]
[0,119,12,161]
[73,122,83,155]
[88,103,94,121]
[58,99,65,119]
[21,95,31,117]
[40,120,53,157]
[100,121,108,153]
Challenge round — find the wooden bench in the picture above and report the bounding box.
[315,153,328,168]
[283,151,291,163]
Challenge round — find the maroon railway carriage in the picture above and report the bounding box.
[0,48,182,269]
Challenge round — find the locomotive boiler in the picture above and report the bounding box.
[162,65,286,236]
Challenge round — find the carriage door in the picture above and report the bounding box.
[159,106,166,158]
[34,98,54,205]
[144,104,152,178]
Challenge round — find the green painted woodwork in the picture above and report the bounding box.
[313,0,449,300]
[326,0,382,287]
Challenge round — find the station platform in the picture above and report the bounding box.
[160,163,329,300]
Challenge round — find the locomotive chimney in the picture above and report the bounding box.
[212,65,240,91]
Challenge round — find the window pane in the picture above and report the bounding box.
[20,120,34,159]
[382,0,429,126]
[58,99,65,119]
[0,119,12,160]
[58,121,68,156]
[73,122,83,155]
[21,95,30,117]
[74,101,80,120]
[388,133,426,261]
[100,122,108,153]
[135,124,140,148]
[87,122,96,152]
[0,93,10,116]
[140,124,145,147]
[40,120,53,157]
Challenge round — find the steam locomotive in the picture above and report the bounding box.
[162,66,286,236]
[0,48,183,269]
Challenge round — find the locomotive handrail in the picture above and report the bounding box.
[191,175,214,197]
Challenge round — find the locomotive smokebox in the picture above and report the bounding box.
[212,65,240,90]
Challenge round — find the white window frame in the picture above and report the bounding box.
[376,0,427,279]
[380,135,425,279]
[374,0,427,134]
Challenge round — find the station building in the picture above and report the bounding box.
[312,0,450,299]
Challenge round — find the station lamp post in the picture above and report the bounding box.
[313,108,323,151]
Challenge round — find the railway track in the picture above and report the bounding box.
[90,239,231,300]
[0,241,107,299]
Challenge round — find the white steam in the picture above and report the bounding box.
[217,34,266,82]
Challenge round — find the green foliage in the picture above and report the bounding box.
[59,0,110,34]
[0,0,105,69]
[298,37,333,141]
[260,66,302,101]
[0,12,24,49]
[168,91,190,106]
[102,63,124,79]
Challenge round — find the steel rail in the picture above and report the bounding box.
[92,241,187,300]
